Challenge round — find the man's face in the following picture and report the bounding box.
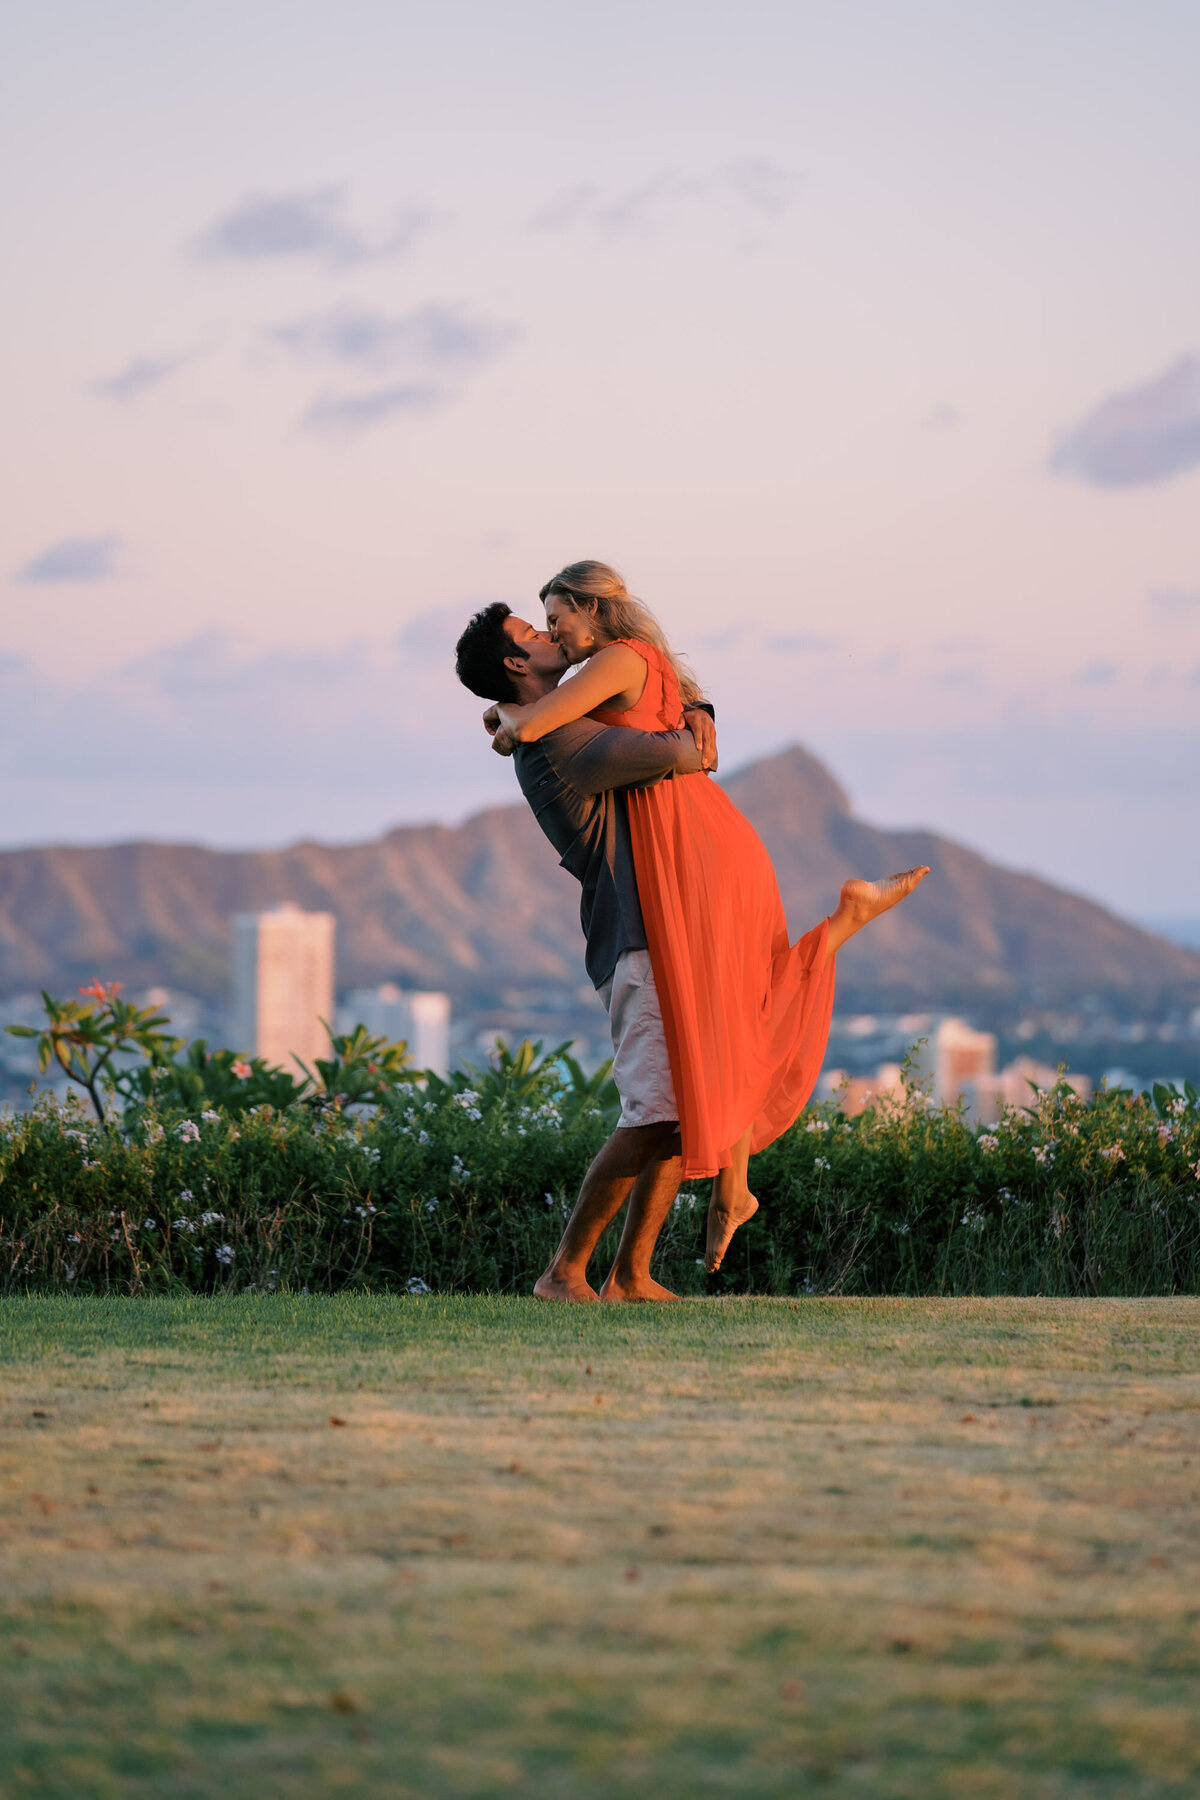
[503,615,568,685]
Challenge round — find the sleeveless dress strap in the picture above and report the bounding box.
[604,638,684,730]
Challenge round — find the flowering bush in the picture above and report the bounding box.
[2,995,1199,1296]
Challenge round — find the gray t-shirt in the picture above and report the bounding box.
[513,718,703,990]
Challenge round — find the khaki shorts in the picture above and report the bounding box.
[596,949,678,1129]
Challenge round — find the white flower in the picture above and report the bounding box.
[199,1210,224,1227]
[178,1120,200,1143]
[142,1219,158,1232]
[405,1275,431,1295]
[175,1218,196,1233]
[978,1134,999,1153]
[417,1131,431,1147]
[814,1156,830,1172]
[424,1196,439,1214]
[894,1221,911,1236]
[145,1123,164,1145]
[960,1208,986,1232]
[805,1118,829,1134]
[179,1190,193,1203]
[214,1244,235,1265]
[1158,1125,1174,1144]
[453,1091,481,1110]
[544,1191,555,1207]
[201,1110,220,1125]
[450,1156,470,1183]
[69,1231,82,1243]
[1100,1144,1125,1162]
[1034,1145,1055,1166]
[353,1203,377,1218]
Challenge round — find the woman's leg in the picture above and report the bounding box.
[825,867,930,960]
[705,1124,758,1272]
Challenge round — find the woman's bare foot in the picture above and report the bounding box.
[827,866,930,956]
[705,1188,759,1273]
[598,1272,680,1302]
[533,1269,599,1302]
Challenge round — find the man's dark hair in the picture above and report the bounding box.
[454,601,529,702]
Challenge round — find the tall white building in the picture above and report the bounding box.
[232,904,336,1073]
[339,982,451,1078]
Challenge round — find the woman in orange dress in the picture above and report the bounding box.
[490,560,928,1270]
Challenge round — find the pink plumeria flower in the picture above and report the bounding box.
[232,1060,252,1079]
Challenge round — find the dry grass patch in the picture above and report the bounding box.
[2,1295,1199,1797]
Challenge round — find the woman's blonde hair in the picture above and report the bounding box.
[538,560,703,707]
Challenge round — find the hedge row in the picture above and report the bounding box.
[3,1063,1198,1296]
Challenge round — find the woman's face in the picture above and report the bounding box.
[544,592,600,664]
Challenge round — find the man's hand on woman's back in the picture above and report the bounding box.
[684,706,718,773]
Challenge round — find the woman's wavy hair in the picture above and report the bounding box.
[538,560,702,708]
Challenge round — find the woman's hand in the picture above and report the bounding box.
[487,702,533,756]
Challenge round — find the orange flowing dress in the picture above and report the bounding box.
[592,639,836,1180]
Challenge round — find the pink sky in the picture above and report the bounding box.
[3,1,1199,917]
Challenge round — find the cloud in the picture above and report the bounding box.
[1049,355,1200,488]
[1077,660,1118,687]
[530,160,794,240]
[1149,587,1200,624]
[0,626,517,845]
[89,354,190,402]
[15,535,121,583]
[192,187,428,269]
[766,633,835,654]
[268,303,517,373]
[926,404,961,431]
[300,382,446,435]
[120,631,369,700]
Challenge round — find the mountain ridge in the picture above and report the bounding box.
[1,744,1196,1010]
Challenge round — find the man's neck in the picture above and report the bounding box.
[510,669,562,706]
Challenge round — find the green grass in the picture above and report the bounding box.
[3,1295,1200,1797]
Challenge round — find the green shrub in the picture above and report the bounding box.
[3,992,1199,1296]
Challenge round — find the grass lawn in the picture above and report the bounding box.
[2,1295,1199,1798]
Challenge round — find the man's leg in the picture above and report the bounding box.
[533,1121,681,1301]
[599,1130,683,1301]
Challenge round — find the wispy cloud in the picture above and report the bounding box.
[121,630,368,699]
[15,535,121,583]
[268,303,516,373]
[530,159,794,240]
[192,187,428,270]
[1149,587,1200,624]
[301,382,445,435]
[88,354,190,402]
[1050,355,1200,488]
[1077,660,1118,687]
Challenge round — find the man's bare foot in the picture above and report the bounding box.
[705,1190,759,1273]
[598,1272,680,1302]
[533,1270,599,1302]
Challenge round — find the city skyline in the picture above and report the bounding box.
[3,1,1199,918]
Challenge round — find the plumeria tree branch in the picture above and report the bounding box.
[5,981,178,1130]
